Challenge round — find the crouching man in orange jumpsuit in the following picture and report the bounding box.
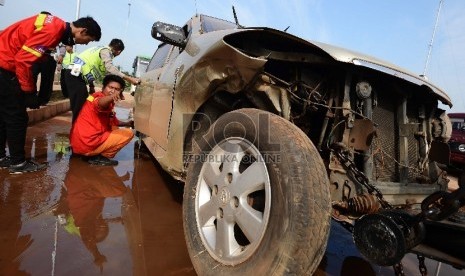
[70,75,133,166]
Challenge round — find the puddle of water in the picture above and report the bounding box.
[0,111,194,275]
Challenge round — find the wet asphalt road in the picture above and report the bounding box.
[0,109,463,276]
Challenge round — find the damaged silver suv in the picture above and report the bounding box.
[134,12,465,275]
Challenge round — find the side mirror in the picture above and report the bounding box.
[151,21,187,48]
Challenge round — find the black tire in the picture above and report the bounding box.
[183,108,331,275]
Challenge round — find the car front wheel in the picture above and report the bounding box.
[183,108,331,275]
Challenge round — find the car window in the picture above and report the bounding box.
[201,15,236,33]
[139,61,149,74]
[182,20,192,39]
[452,121,465,130]
[147,43,171,71]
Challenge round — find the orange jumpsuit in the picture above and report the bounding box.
[70,92,134,158]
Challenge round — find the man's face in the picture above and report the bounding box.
[112,49,122,57]
[74,28,96,45]
[103,81,123,98]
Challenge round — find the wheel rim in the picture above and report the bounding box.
[195,137,271,265]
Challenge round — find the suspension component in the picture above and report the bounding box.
[353,210,425,266]
[331,143,392,209]
[333,194,381,216]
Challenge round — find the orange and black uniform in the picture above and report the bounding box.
[70,92,133,158]
[0,12,72,165]
[70,92,120,154]
[0,13,68,92]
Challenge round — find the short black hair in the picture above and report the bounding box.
[73,16,101,41]
[103,74,125,90]
[109,38,125,51]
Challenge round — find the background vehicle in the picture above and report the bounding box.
[134,12,464,275]
[449,113,465,168]
[130,55,150,94]
[448,113,465,187]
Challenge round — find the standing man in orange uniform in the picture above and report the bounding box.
[0,12,101,174]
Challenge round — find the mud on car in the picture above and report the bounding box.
[133,12,465,275]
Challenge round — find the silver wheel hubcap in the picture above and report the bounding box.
[196,137,271,265]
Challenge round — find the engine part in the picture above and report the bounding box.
[348,119,375,151]
[355,81,372,99]
[333,194,381,216]
[353,210,425,266]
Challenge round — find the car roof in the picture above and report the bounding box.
[307,40,451,107]
[181,14,452,107]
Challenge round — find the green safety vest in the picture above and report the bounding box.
[77,46,111,83]
[62,52,76,69]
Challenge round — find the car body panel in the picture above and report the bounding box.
[222,26,452,107]
[135,21,267,176]
[135,13,451,199]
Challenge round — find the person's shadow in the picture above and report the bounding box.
[56,157,129,272]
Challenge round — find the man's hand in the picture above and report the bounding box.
[118,90,125,101]
[127,76,141,85]
[110,92,121,103]
[56,55,64,64]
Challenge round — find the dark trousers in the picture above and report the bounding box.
[33,55,57,105]
[0,68,29,164]
[64,70,88,122]
[60,68,70,98]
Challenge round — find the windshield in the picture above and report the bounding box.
[201,15,236,33]
[450,115,465,130]
[452,121,465,130]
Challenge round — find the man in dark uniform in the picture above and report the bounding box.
[32,47,57,106]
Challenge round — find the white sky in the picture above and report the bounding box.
[1,0,464,112]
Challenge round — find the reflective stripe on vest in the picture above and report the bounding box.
[87,95,95,102]
[62,52,76,68]
[23,13,49,57]
[21,45,42,57]
[34,13,47,32]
